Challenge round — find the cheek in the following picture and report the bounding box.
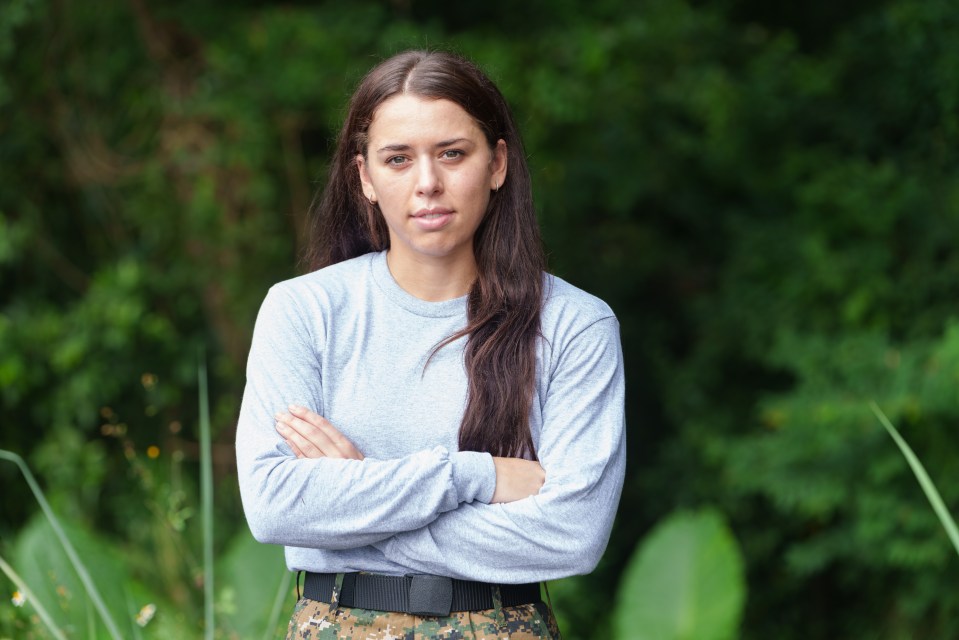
[369,173,407,205]
[453,168,492,198]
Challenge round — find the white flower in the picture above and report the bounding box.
[11,591,26,607]
[135,603,157,627]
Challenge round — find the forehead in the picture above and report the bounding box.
[367,94,485,146]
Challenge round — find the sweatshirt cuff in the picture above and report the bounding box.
[449,451,496,504]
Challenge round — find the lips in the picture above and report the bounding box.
[412,207,454,230]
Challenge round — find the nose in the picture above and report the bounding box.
[416,159,442,196]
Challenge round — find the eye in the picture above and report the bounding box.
[386,155,409,167]
[441,149,464,160]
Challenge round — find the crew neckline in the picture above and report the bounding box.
[370,251,468,318]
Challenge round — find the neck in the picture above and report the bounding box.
[386,248,477,302]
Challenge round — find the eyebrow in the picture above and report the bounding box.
[375,138,472,154]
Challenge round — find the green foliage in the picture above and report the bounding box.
[8,515,173,639]
[613,509,745,640]
[0,553,68,640]
[716,327,959,577]
[0,403,289,639]
[3,515,290,639]
[214,531,290,639]
[0,449,124,639]
[872,404,959,559]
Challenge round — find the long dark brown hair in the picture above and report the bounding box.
[305,50,544,459]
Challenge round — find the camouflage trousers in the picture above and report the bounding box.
[285,590,561,639]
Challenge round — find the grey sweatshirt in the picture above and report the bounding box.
[236,251,626,583]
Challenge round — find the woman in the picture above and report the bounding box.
[236,49,626,639]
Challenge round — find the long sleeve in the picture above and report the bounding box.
[235,282,496,551]
[374,316,626,583]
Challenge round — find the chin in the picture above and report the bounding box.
[412,242,469,261]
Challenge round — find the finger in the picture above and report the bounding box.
[287,405,327,428]
[315,421,364,460]
[280,413,341,454]
[275,420,338,458]
[288,406,364,460]
[282,408,342,454]
[286,439,306,459]
[275,410,336,448]
[279,407,362,460]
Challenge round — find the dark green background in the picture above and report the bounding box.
[2,0,958,637]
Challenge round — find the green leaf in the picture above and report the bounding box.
[871,402,959,558]
[0,449,124,639]
[9,514,177,639]
[215,530,291,638]
[614,508,745,640]
[0,552,68,640]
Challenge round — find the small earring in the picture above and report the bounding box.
[492,182,500,193]
[367,194,376,205]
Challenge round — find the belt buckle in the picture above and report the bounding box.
[406,574,453,617]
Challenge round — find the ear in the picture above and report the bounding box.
[490,139,508,191]
[356,154,376,202]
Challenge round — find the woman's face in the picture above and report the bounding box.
[357,94,507,268]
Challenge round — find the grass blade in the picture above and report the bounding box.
[0,450,123,639]
[262,570,294,640]
[870,402,959,558]
[127,592,144,640]
[0,553,68,640]
[199,355,215,639]
[87,594,96,640]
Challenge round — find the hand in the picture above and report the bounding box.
[275,405,364,460]
[490,457,545,503]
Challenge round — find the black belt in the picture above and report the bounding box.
[302,572,541,617]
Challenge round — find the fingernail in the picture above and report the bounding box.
[275,422,288,432]
[289,404,302,413]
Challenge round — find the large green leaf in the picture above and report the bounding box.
[614,509,745,640]
[10,514,189,639]
[215,530,292,639]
